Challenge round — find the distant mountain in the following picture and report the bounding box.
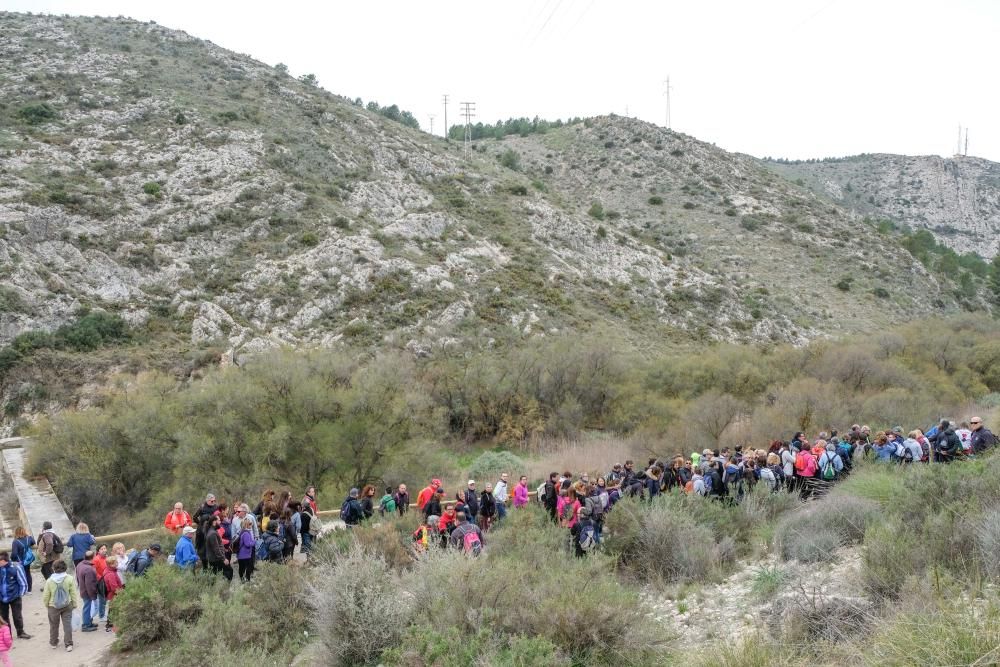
[764,154,1000,258]
[0,11,994,400]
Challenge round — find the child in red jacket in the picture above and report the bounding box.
[102,556,125,633]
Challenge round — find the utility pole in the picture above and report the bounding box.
[442,94,449,140]
[429,114,435,136]
[460,101,476,155]
[663,76,673,129]
[964,128,969,156]
[957,124,962,156]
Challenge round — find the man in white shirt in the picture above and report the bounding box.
[492,473,509,522]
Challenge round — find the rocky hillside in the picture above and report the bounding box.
[765,154,1000,258]
[0,12,994,387]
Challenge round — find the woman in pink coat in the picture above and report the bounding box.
[513,476,529,508]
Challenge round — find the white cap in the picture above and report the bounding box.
[182,526,196,535]
[467,480,476,486]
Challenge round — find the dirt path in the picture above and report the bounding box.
[9,580,114,666]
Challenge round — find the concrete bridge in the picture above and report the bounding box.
[0,437,75,548]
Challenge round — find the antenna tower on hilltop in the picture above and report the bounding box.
[460,101,476,154]
[965,128,969,156]
[429,114,435,136]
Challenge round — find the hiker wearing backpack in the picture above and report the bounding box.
[817,443,844,481]
[206,514,233,580]
[302,486,318,515]
[193,494,218,572]
[379,487,397,516]
[43,559,79,652]
[475,483,494,531]
[393,484,410,515]
[342,488,364,527]
[126,544,160,577]
[0,552,29,641]
[174,526,199,569]
[76,550,99,632]
[559,487,582,529]
[10,527,35,593]
[100,555,123,633]
[416,479,441,511]
[258,523,285,562]
[423,487,445,524]
[583,483,606,543]
[449,512,485,556]
[543,472,559,522]
[438,505,458,547]
[571,506,598,557]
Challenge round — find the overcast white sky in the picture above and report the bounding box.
[5,0,999,161]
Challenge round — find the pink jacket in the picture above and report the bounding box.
[0,624,11,652]
[513,482,529,508]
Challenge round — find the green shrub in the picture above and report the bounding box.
[750,565,788,601]
[596,225,607,239]
[670,149,684,157]
[872,287,890,298]
[774,505,848,563]
[683,201,696,210]
[835,277,853,291]
[861,521,915,603]
[17,102,58,124]
[466,450,525,483]
[383,626,570,667]
[142,181,162,198]
[862,594,1000,666]
[741,215,764,231]
[648,196,664,205]
[300,231,319,246]
[113,564,218,649]
[499,148,520,170]
[979,509,1000,580]
[309,543,413,666]
[587,202,605,220]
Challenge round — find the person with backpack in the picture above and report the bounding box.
[193,494,218,572]
[42,559,78,652]
[173,526,199,570]
[423,487,445,524]
[416,479,441,511]
[341,488,364,528]
[257,523,285,563]
[236,518,257,581]
[571,506,598,557]
[299,505,314,554]
[559,487,582,529]
[66,522,96,569]
[542,472,559,522]
[582,483,605,543]
[99,556,123,633]
[794,447,817,495]
[970,417,997,454]
[163,502,193,535]
[438,505,458,548]
[449,512,484,555]
[379,487,397,516]
[75,550,99,632]
[38,521,63,581]
[206,514,233,579]
[478,484,496,532]
[817,443,844,481]
[0,552,29,641]
[302,486,318,515]
[10,527,35,593]
[127,544,160,577]
[393,484,410,515]
[360,485,376,520]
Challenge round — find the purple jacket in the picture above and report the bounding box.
[238,529,255,560]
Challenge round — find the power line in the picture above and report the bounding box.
[442,94,449,140]
[529,0,565,46]
[460,101,476,154]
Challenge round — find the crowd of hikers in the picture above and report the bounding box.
[1,417,992,655]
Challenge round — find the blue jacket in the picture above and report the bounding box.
[67,532,96,561]
[173,535,198,568]
[0,563,27,603]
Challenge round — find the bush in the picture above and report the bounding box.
[309,543,413,666]
[741,215,764,231]
[113,564,219,649]
[596,225,607,239]
[861,521,915,603]
[466,450,526,483]
[587,202,605,220]
[300,231,319,246]
[648,196,664,205]
[383,626,570,667]
[683,201,696,210]
[774,504,849,563]
[979,508,1000,580]
[404,545,669,663]
[142,181,162,198]
[17,102,58,124]
[499,148,520,170]
[835,277,853,291]
[604,498,728,583]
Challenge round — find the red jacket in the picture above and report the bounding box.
[416,486,435,510]
[164,510,193,534]
[93,553,107,579]
[102,569,124,602]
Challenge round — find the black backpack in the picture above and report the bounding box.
[51,534,64,554]
[480,492,496,517]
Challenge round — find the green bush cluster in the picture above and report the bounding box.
[0,311,130,375]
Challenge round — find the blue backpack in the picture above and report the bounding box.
[255,538,269,561]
